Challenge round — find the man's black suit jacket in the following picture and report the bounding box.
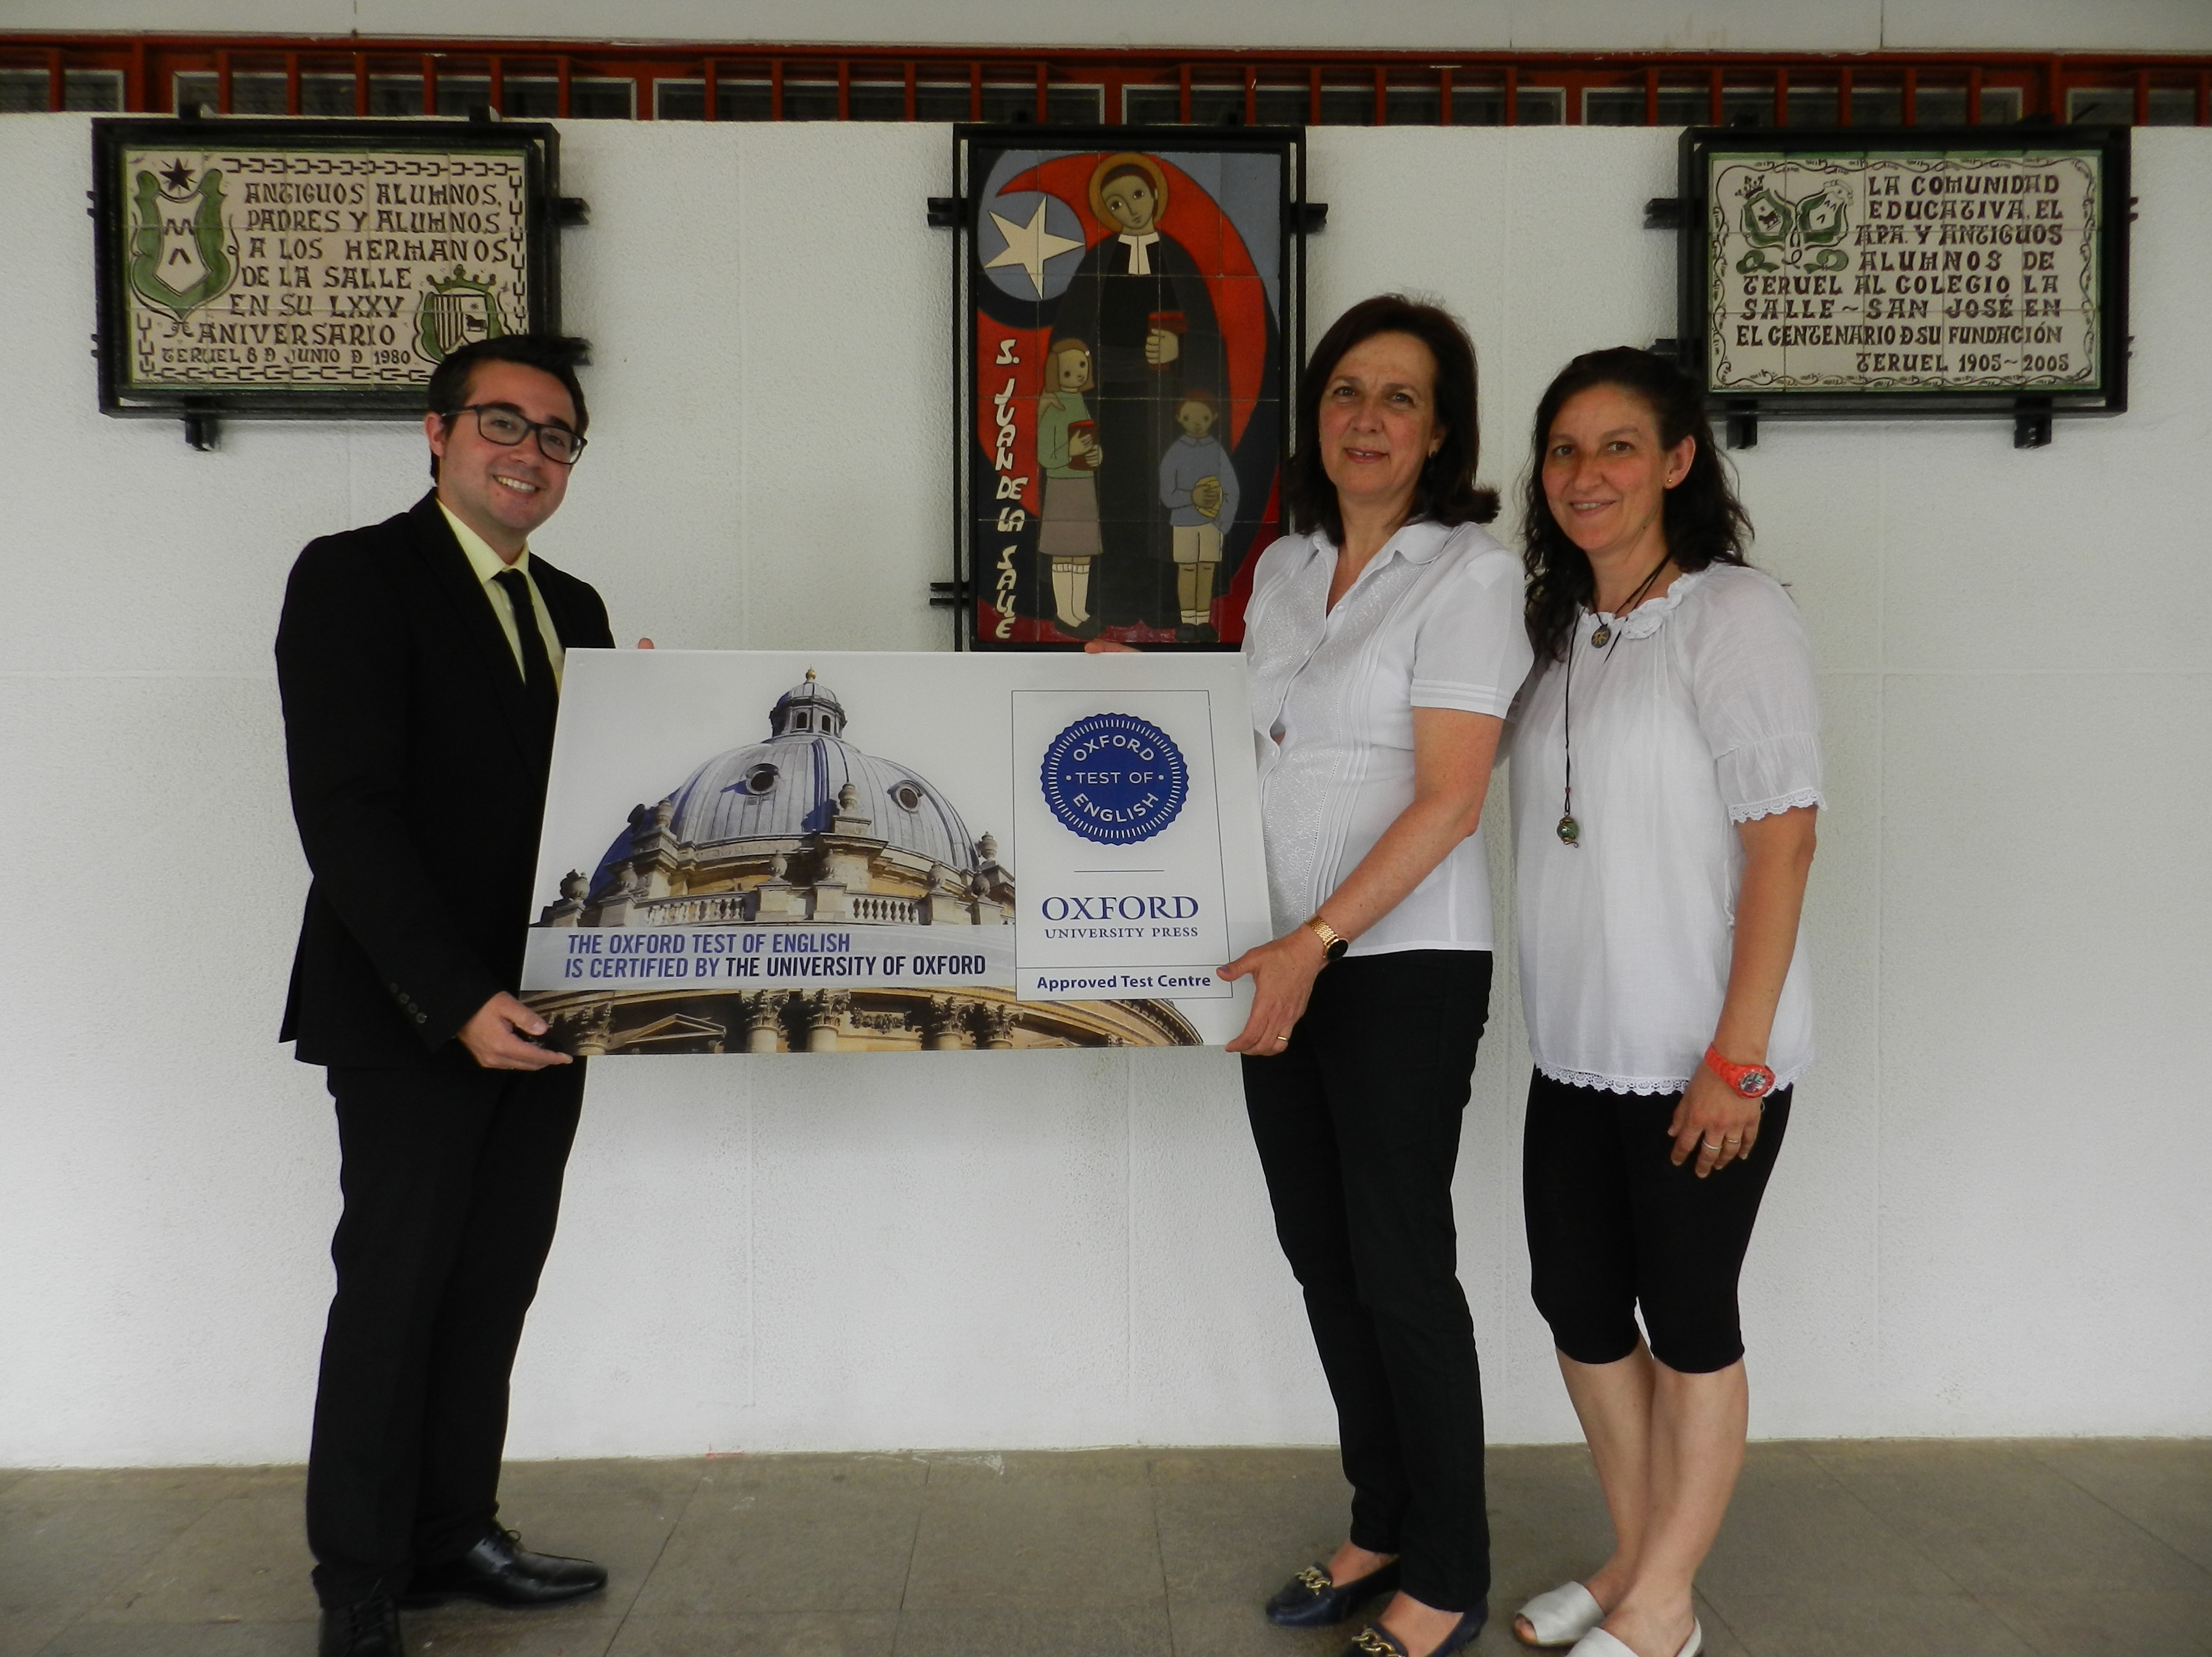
[276,490,613,1069]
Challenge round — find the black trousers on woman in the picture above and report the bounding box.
[1521,1070,1792,1375]
[1242,949,1494,1615]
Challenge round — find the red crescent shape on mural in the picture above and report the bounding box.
[999,153,1269,447]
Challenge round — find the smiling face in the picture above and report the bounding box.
[1317,330,1443,519]
[424,359,577,559]
[1054,345,1092,390]
[1099,174,1159,235]
[1540,383,1695,567]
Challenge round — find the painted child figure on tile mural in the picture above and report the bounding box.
[1158,388,1240,642]
[1036,336,1106,637]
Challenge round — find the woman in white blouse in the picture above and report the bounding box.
[1139,294,1531,1657]
[1503,349,1820,1657]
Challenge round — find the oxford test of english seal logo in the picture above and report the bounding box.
[1039,713,1189,846]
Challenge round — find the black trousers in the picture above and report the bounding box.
[1521,1070,1792,1375]
[1242,950,1494,1614]
[305,1061,585,1608]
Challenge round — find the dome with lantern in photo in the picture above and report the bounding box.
[529,671,1197,1056]
[585,671,978,890]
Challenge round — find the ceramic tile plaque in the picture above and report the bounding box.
[1680,127,2128,421]
[94,118,565,420]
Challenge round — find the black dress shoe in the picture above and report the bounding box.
[401,1529,608,1609]
[1265,1558,1402,1628]
[319,1592,405,1657]
[1339,1604,1487,1657]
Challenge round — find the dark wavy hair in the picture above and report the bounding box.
[425,333,592,479]
[1521,347,1752,662]
[1284,294,1499,545]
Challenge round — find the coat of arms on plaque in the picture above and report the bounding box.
[125,159,237,323]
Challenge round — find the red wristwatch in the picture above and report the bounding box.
[1703,1043,1777,1099]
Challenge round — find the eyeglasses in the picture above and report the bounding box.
[447,404,587,465]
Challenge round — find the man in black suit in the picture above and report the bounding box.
[276,335,615,1657]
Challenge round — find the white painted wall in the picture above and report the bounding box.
[13,0,2212,53]
[2,114,2206,1467]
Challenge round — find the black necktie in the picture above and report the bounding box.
[492,567,560,726]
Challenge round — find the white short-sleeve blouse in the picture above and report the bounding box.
[1506,563,1824,1094]
[1243,520,1534,955]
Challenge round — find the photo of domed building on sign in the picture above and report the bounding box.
[526,672,1200,1055]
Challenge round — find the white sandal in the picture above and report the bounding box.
[1564,1620,1702,1657]
[1514,1582,1604,1648]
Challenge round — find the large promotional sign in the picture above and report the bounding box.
[519,650,1267,1055]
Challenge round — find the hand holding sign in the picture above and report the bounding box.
[1219,926,1329,1055]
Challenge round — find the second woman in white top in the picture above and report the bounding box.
[1229,296,1530,1657]
[1097,296,1531,1655]
[1094,298,1529,1657]
[1503,348,1821,1657]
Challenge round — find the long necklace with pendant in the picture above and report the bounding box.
[1557,556,1671,847]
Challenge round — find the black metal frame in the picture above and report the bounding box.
[1675,124,2130,445]
[948,123,1307,650]
[93,115,565,428]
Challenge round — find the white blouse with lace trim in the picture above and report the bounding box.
[1506,563,1824,1095]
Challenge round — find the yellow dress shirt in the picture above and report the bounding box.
[439,501,567,688]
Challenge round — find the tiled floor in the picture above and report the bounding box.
[3,1442,2208,1657]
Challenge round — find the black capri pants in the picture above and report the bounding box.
[1243,949,1495,1615]
[1521,1069,1792,1376]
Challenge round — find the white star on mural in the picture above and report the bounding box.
[982,198,1083,298]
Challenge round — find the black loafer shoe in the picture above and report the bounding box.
[1340,1604,1488,1657]
[1265,1558,1402,1628]
[400,1529,608,1609]
[319,1592,405,1657]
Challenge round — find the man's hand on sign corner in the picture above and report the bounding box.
[460,992,574,1070]
[1219,928,1327,1056]
[1083,641,1139,654]
[636,637,655,648]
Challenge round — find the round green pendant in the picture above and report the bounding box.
[1556,814,1581,846]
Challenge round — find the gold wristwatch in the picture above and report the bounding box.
[1303,913,1349,964]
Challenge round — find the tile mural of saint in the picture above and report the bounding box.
[965,135,1294,649]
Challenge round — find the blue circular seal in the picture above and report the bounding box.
[1040,713,1189,845]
